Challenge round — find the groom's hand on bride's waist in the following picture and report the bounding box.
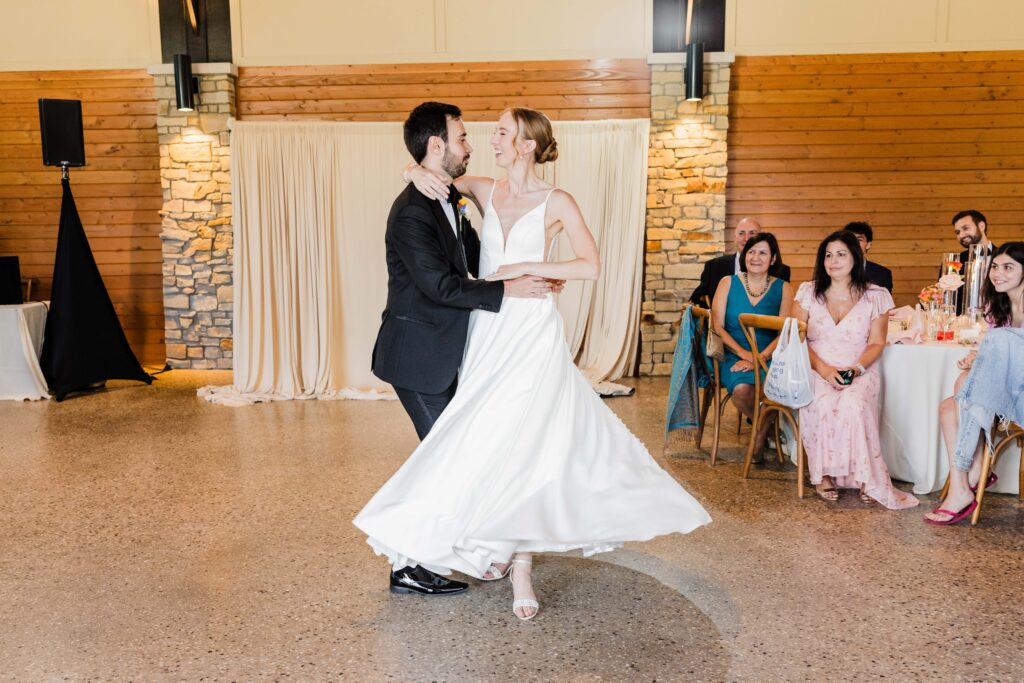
[503,275,557,299]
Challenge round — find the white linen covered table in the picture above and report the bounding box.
[0,301,49,401]
[878,341,1019,495]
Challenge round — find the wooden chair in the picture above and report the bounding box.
[971,421,1024,525]
[738,313,808,497]
[700,294,746,438]
[687,304,731,466]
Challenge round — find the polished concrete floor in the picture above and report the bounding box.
[0,371,1021,682]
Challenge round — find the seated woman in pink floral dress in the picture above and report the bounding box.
[792,231,919,509]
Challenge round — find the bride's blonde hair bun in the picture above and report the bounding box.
[508,107,559,165]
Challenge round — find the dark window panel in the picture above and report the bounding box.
[653,0,726,53]
[159,0,232,63]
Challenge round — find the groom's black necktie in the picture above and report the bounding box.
[447,185,468,271]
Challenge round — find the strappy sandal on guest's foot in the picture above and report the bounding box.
[815,484,839,501]
[509,558,539,621]
[859,489,873,504]
[481,562,511,582]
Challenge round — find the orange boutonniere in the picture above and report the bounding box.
[456,197,470,219]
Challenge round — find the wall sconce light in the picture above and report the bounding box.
[683,0,704,101]
[173,53,199,112]
[685,42,704,101]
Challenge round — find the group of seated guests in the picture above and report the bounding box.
[689,215,1024,521]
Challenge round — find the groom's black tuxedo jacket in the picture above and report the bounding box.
[372,184,504,394]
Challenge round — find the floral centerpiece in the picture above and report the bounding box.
[938,272,965,292]
[919,275,963,304]
[918,284,942,305]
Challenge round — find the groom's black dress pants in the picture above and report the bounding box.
[394,377,458,440]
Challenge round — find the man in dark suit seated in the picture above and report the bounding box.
[689,217,791,306]
[844,221,893,293]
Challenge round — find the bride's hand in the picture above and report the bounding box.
[486,263,533,281]
[408,164,451,201]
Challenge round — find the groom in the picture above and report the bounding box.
[371,101,554,596]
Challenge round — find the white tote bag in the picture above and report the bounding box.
[763,318,814,409]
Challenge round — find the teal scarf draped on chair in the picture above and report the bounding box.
[665,308,711,437]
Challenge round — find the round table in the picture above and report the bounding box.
[878,341,1020,495]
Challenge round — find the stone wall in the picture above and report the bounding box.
[150,65,236,369]
[639,58,732,375]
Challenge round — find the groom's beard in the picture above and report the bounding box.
[442,149,469,179]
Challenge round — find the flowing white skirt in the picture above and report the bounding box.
[353,295,710,578]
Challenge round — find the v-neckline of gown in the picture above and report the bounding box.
[824,293,863,327]
[489,184,551,251]
[738,275,775,309]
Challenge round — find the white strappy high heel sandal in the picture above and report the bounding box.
[481,561,512,582]
[509,557,539,621]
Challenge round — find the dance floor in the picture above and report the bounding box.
[1,372,1021,681]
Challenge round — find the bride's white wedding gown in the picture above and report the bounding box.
[354,185,710,578]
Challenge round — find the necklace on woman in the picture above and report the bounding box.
[827,286,852,302]
[741,272,770,298]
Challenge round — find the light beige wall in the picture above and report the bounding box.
[7,0,1024,72]
[0,0,161,71]
[228,0,649,65]
[727,0,1024,55]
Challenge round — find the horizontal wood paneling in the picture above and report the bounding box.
[0,69,164,365]
[237,59,650,121]
[727,51,1024,306]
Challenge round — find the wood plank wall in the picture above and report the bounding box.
[727,51,1024,306]
[0,69,165,364]
[236,59,650,121]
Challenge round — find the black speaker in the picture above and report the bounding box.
[0,255,23,305]
[38,99,86,167]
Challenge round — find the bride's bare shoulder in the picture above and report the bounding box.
[547,188,581,214]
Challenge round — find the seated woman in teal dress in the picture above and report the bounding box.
[711,232,794,451]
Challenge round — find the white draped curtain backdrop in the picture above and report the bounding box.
[200,118,649,405]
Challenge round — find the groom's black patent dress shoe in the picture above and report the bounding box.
[390,566,468,595]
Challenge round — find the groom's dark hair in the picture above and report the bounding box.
[404,101,462,163]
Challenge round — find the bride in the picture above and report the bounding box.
[354,107,710,620]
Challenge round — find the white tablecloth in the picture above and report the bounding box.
[0,302,49,401]
[878,342,1019,495]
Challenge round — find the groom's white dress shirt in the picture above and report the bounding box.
[440,200,458,236]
